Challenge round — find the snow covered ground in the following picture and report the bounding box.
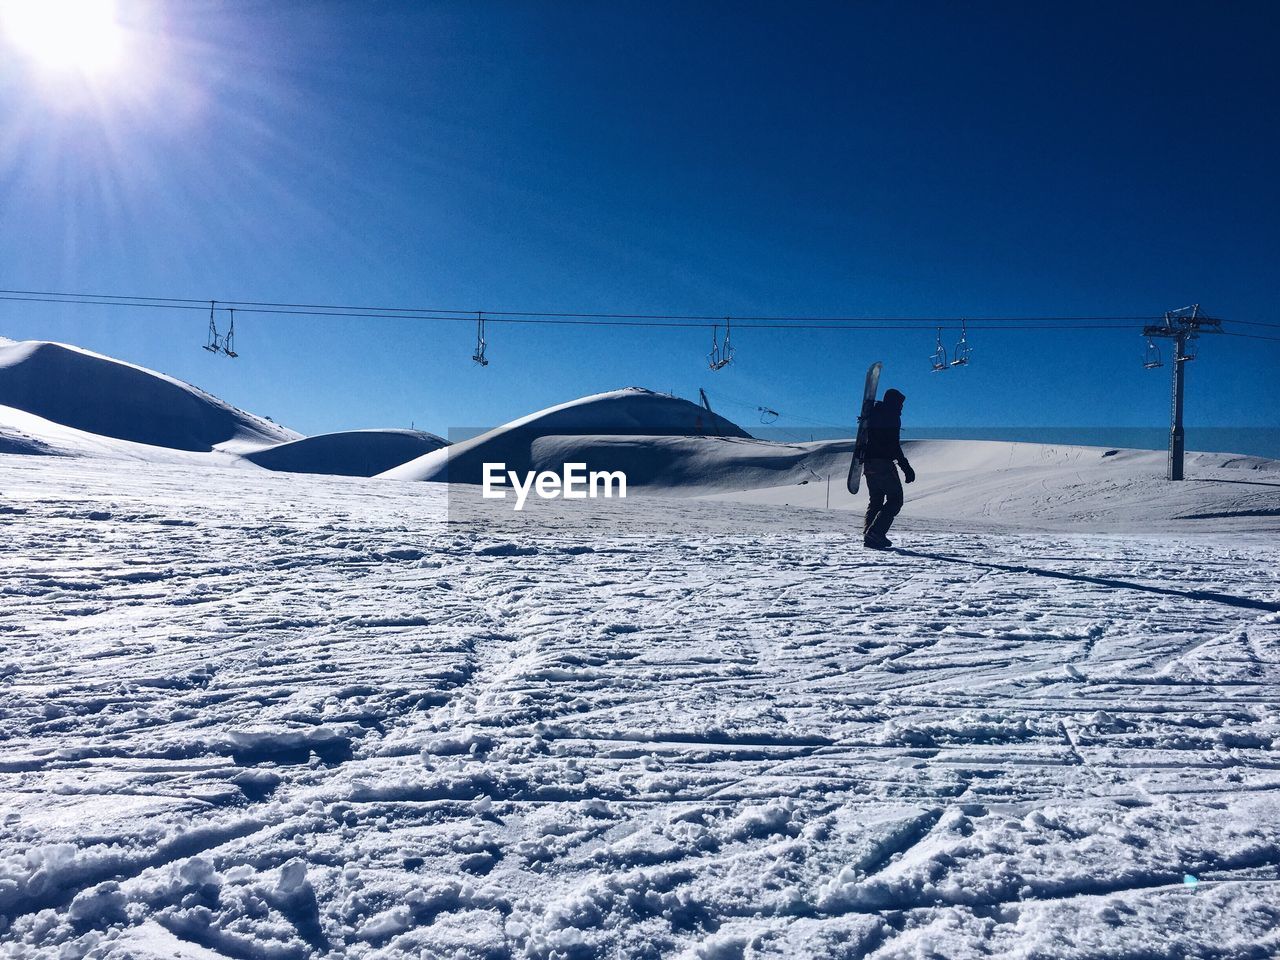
[2,452,1278,959]
[713,439,1280,533]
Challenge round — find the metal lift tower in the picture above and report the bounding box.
[1142,305,1222,481]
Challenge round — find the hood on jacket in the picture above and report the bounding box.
[883,388,906,408]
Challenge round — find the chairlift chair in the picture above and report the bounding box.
[757,406,780,425]
[929,327,949,371]
[203,301,222,353]
[1179,334,1199,362]
[950,320,971,367]
[708,317,734,371]
[1142,337,1163,369]
[472,312,489,366]
[222,309,239,358]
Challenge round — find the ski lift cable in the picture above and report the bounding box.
[2,289,1277,341]
[701,391,775,414]
[8,287,1279,332]
[770,428,811,444]
[0,293,1232,332]
[0,302,1155,328]
[1219,330,1280,343]
[0,287,1174,323]
[701,389,847,430]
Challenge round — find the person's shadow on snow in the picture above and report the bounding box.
[894,548,1280,614]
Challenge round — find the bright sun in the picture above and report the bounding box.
[1,0,124,75]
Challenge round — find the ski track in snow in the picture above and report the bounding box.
[1,456,1279,959]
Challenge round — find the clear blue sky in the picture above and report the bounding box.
[2,0,1277,438]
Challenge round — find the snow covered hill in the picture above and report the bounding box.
[4,339,1275,520]
[374,384,1280,523]
[714,438,1280,533]
[0,338,445,477]
[243,429,448,478]
[0,339,298,453]
[376,387,846,491]
[521,434,855,494]
[0,404,259,466]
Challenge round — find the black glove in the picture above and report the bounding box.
[900,460,916,484]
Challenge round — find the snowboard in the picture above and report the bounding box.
[846,361,882,494]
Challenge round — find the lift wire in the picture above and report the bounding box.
[702,389,847,432]
[7,287,1279,332]
[0,294,1167,330]
[1219,330,1280,343]
[1,289,1276,341]
[0,287,1167,324]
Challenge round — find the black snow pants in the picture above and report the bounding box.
[863,458,904,541]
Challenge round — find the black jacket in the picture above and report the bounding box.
[863,399,905,461]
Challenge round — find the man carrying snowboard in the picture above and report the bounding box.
[862,388,915,549]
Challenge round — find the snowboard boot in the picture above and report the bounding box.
[863,534,892,550]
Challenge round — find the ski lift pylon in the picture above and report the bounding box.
[708,316,734,371]
[472,311,489,367]
[930,327,949,371]
[950,320,970,367]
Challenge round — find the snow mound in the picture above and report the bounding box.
[716,438,1280,532]
[244,429,447,477]
[0,404,252,466]
[527,434,853,494]
[380,387,753,484]
[480,387,751,439]
[0,339,440,476]
[0,339,298,453]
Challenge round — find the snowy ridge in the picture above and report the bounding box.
[3,339,1275,518]
[243,429,448,478]
[527,434,854,494]
[0,405,256,466]
[0,339,298,453]
[0,339,445,477]
[715,438,1280,532]
[380,387,751,483]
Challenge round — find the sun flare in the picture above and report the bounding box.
[1,0,124,75]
